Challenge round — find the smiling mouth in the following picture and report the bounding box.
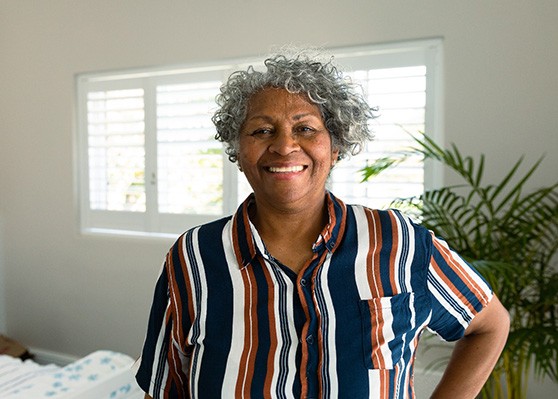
[267,165,305,173]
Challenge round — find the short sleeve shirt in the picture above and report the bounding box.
[136,192,492,398]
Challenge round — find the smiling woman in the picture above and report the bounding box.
[238,88,339,215]
[237,87,340,273]
[135,51,509,399]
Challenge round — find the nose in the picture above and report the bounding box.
[268,128,300,156]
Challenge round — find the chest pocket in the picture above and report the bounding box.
[359,292,429,370]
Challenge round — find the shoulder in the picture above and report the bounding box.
[180,215,232,239]
[348,204,426,230]
[167,215,233,254]
[345,204,433,248]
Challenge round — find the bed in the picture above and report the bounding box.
[0,350,144,398]
[0,349,443,398]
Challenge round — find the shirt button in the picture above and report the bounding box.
[300,278,307,286]
[306,335,314,345]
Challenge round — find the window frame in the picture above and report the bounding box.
[75,39,443,237]
[329,39,444,194]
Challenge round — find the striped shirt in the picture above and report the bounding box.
[136,192,492,399]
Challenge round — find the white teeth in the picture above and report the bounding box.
[268,165,304,173]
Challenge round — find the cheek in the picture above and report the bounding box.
[237,142,261,170]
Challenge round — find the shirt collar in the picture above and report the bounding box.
[232,191,347,270]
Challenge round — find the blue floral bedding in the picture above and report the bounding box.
[0,350,143,398]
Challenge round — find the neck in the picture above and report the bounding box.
[249,192,330,273]
[250,192,328,238]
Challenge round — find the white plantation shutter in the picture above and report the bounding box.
[87,88,146,212]
[330,66,426,208]
[156,81,223,215]
[77,39,442,236]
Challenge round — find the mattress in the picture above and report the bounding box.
[0,350,144,398]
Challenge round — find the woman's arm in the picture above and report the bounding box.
[430,295,510,398]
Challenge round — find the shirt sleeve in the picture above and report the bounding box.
[426,232,493,341]
[135,242,192,399]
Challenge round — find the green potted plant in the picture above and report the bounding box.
[361,134,558,399]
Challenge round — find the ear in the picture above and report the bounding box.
[331,148,340,167]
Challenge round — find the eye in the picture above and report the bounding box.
[296,125,316,134]
[250,128,273,136]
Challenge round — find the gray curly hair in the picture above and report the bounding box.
[212,52,376,163]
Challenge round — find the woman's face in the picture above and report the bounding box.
[238,87,339,211]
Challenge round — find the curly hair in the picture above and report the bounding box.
[212,51,376,163]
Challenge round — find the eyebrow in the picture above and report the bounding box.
[246,113,320,123]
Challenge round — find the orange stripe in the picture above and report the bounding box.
[235,266,259,398]
[431,258,477,314]
[167,236,195,396]
[367,210,384,298]
[179,236,195,344]
[232,213,244,268]
[245,264,259,398]
[380,368,389,399]
[432,237,490,307]
[369,301,387,369]
[166,252,182,344]
[296,250,322,398]
[388,211,399,294]
[262,263,277,396]
[165,252,185,391]
[392,364,401,399]
[231,201,257,269]
[313,250,330,399]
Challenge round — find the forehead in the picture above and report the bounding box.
[246,87,322,116]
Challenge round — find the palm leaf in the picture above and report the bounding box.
[358,132,558,392]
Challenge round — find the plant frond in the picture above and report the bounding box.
[359,155,408,182]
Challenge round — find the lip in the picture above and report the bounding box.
[266,165,306,173]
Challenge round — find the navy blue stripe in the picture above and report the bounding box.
[196,218,233,398]
[378,210,396,296]
[247,255,272,397]
[269,264,292,398]
[393,210,411,292]
[234,199,256,266]
[329,206,370,398]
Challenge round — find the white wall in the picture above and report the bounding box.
[0,215,6,332]
[0,0,556,394]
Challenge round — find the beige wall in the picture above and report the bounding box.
[0,0,556,393]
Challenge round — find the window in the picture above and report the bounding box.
[76,39,443,236]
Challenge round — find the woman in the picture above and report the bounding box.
[136,52,509,398]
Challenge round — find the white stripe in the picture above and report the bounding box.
[391,211,404,293]
[433,235,491,299]
[368,369,382,397]
[268,262,298,399]
[268,263,281,399]
[221,220,247,394]
[393,293,413,398]
[240,271,255,395]
[376,297,395,370]
[427,272,473,331]
[399,213,415,292]
[167,243,185,391]
[354,206,373,299]
[368,210,385,298]
[150,300,169,396]
[317,253,339,398]
[184,228,209,397]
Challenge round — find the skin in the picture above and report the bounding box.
[236,87,339,273]
[430,295,510,398]
[143,88,509,398]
